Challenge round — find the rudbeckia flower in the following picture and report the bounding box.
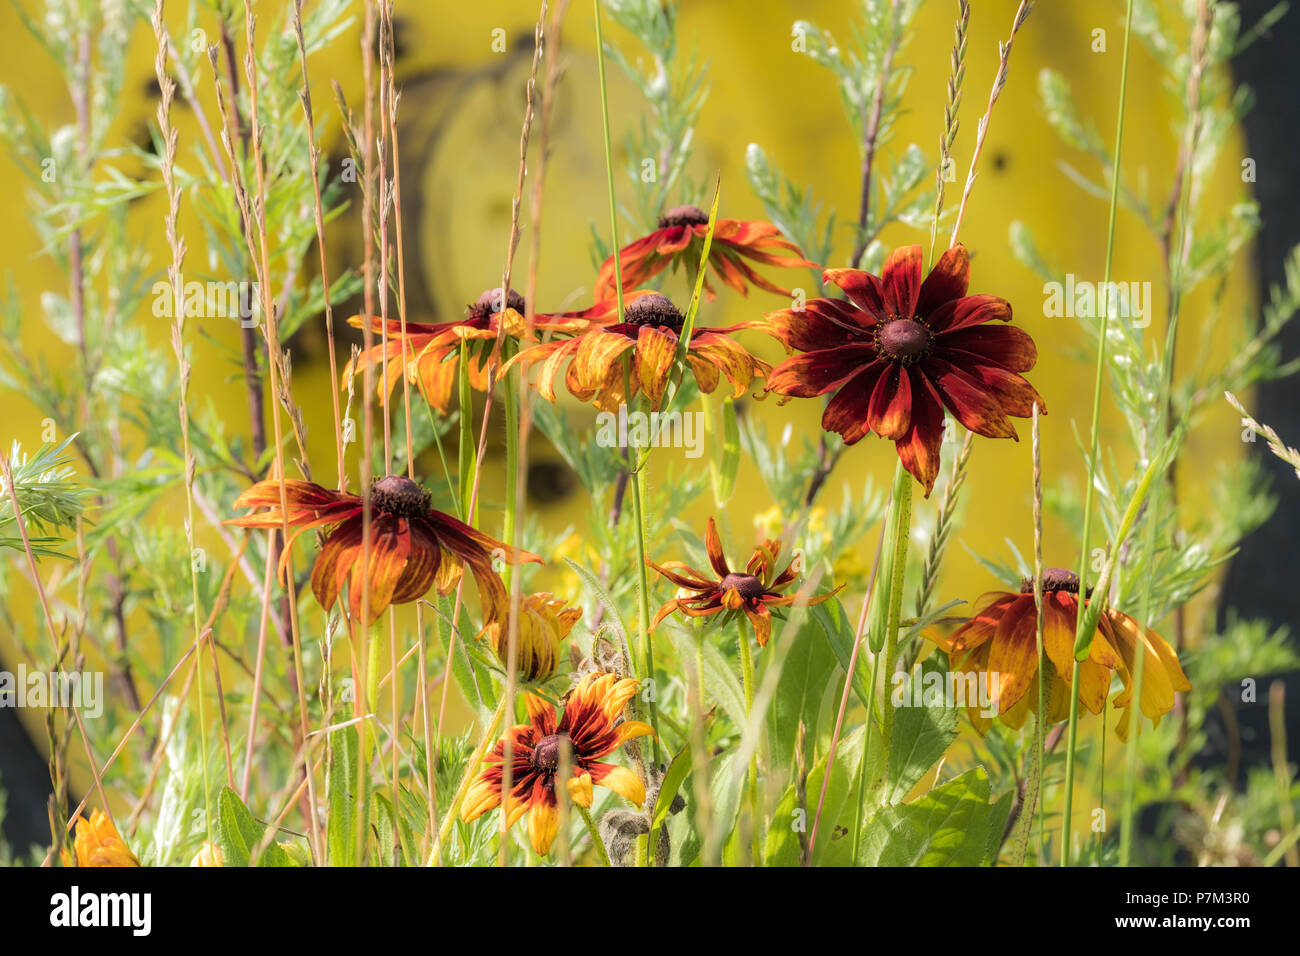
[460,672,654,856]
[755,244,1044,495]
[595,205,818,301]
[66,810,139,867]
[477,591,582,683]
[343,287,630,412]
[930,568,1191,739]
[648,516,838,647]
[226,475,540,625]
[509,292,770,412]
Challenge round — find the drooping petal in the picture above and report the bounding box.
[924,358,1018,440]
[939,324,1038,373]
[893,373,948,495]
[866,363,913,440]
[821,363,888,445]
[589,763,646,806]
[635,325,680,408]
[527,783,561,856]
[765,347,875,398]
[986,596,1039,713]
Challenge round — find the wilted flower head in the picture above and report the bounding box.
[66,809,139,867]
[227,476,540,625]
[931,568,1191,738]
[478,591,583,683]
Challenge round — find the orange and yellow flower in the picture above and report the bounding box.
[477,592,582,683]
[752,244,1044,495]
[930,568,1191,739]
[66,810,139,867]
[648,516,839,647]
[595,205,817,301]
[343,287,630,412]
[227,475,539,625]
[510,292,769,412]
[461,672,654,856]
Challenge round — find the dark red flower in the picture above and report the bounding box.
[753,244,1045,495]
[595,205,818,301]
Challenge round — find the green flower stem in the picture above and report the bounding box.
[1063,0,1134,868]
[850,645,884,863]
[875,460,913,780]
[579,805,612,867]
[502,358,520,589]
[737,625,763,866]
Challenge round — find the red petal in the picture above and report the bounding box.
[765,346,874,397]
[938,324,1038,372]
[705,516,731,577]
[880,245,924,318]
[893,373,947,495]
[929,294,1013,333]
[943,351,1046,417]
[820,364,886,444]
[866,363,912,440]
[916,244,970,317]
[924,358,1018,439]
[824,268,888,320]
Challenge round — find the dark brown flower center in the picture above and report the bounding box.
[720,572,766,600]
[531,732,573,772]
[467,287,526,320]
[876,318,932,364]
[658,204,709,228]
[623,293,685,333]
[1020,567,1081,595]
[370,475,430,519]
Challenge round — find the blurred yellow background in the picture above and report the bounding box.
[0,0,1251,794]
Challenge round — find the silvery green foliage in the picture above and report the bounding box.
[750,0,933,270]
[1003,0,1297,863]
[598,0,708,244]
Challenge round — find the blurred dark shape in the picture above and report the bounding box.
[527,459,576,505]
[0,698,51,858]
[1215,0,1300,776]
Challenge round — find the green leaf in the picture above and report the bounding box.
[711,396,741,506]
[811,597,872,712]
[563,557,632,655]
[326,724,363,867]
[765,611,838,773]
[763,725,865,867]
[699,639,746,731]
[883,655,958,805]
[214,787,295,868]
[676,751,744,867]
[649,743,692,855]
[858,768,1011,866]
